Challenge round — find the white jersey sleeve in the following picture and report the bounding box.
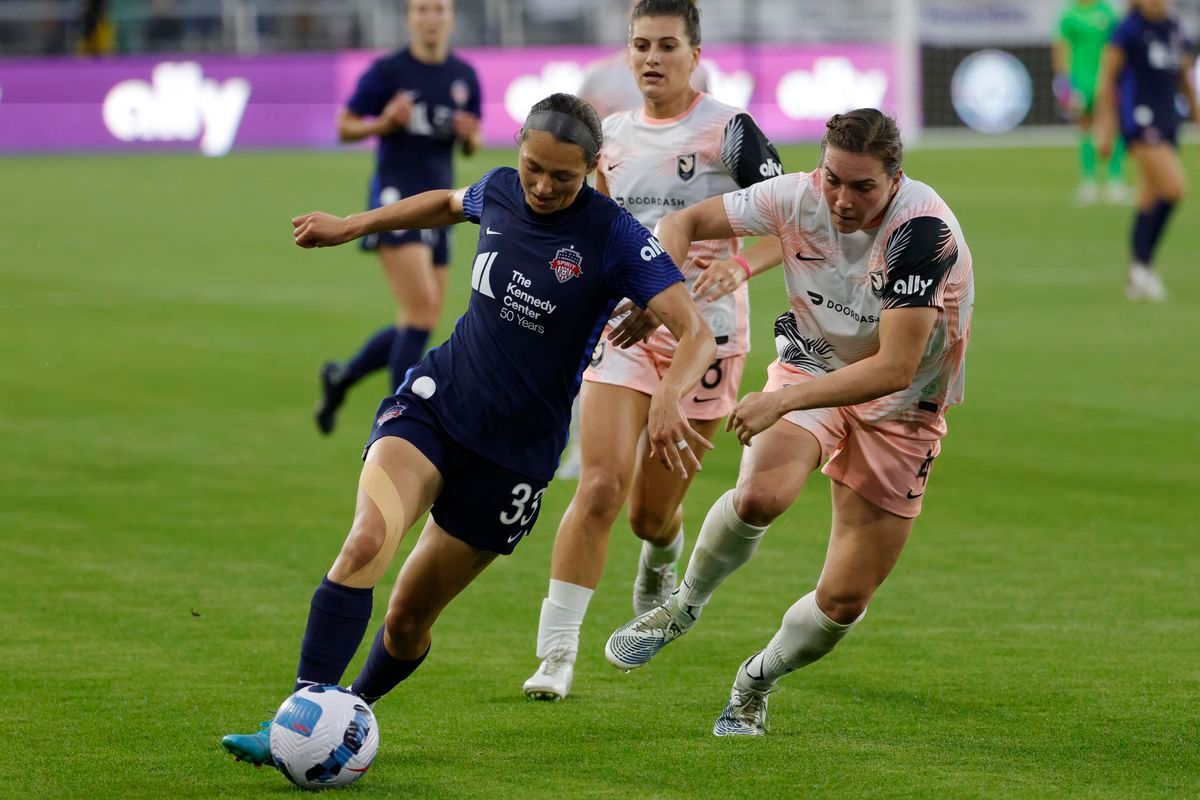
[722,173,805,239]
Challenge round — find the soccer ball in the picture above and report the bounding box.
[269,685,380,790]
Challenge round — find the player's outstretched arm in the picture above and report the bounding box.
[292,188,468,249]
[693,236,783,301]
[727,307,937,446]
[644,283,717,477]
[655,195,739,268]
[607,196,745,346]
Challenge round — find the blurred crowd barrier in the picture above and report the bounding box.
[0,44,902,153]
[1,0,1196,152]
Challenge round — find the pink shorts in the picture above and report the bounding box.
[584,330,745,421]
[765,361,944,518]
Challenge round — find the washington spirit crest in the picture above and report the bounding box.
[549,246,584,283]
[377,404,406,427]
[450,79,471,108]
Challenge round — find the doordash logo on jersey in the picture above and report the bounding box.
[102,62,250,156]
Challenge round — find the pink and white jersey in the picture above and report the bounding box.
[599,93,782,358]
[723,170,975,426]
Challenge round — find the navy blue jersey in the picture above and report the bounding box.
[346,48,482,194]
[401,167,684,480]
[1111,11,1193,132]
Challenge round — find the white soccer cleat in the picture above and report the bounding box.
[1072,181,1099,207]
[523,650,575,701]
[1104,182,1133,205]
[713,684,771,737]
[1126,263,1167,303]
[604,592,697,671]
[632,551,679,616]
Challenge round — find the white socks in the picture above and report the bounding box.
[641,525,685,567]
[676,490,768,612]
[739,591,863,692]
[535,579,594,659]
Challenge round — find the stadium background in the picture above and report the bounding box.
[1,1,1198,797]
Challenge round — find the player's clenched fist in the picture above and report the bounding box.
[726,391,785,446]
[292,212,354,248]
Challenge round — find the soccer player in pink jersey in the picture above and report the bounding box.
[605,109,975,736]
[523,0,784,701]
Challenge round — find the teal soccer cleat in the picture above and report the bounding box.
[221,720,276,768]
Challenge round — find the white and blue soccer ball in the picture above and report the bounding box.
[269,685,380,790]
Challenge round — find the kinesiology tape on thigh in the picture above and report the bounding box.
[345,461,408,587]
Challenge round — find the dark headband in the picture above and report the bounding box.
[523,110,600,161]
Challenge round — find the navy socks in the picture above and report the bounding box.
[1132,200,1175,266]
[294,577,374,692]
[343,326,397,387]
[338,325,431,394]
[350,627,430,705]
[388,326,431,392]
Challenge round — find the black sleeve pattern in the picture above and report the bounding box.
[721,113,784,188]
[880,216,958,310]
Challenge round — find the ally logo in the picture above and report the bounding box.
[102,62,250,157]
[776,57,888,121]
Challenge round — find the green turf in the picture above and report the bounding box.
[1,143,1198,799]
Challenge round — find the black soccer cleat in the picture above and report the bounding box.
[315,361,350,435]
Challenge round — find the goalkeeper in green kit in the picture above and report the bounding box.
[1054,0,1130,205]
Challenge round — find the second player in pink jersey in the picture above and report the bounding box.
[523,0,782,702]
[605,108,975,736]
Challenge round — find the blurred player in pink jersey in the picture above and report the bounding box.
[523,0,783,701]
[605,109,975,736]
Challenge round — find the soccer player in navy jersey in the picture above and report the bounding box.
[315,0,482,434]
[221,94,716,767]
[1095,0,1199,302]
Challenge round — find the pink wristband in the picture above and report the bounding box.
[731,255,751,278]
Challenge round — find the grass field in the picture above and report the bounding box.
[2,142,1199,799]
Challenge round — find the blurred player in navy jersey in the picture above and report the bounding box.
[315,0,482,434]
[222,94,716,767]
[1096,0,1199,302]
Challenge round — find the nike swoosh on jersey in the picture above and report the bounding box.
[486,227,503,235]
[692,396,719,404]
[795,252,825,261]
[906,490,924,500]
[507,530,524,543]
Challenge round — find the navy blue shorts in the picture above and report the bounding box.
[362,391,548,556]
[1121,106,1179,148]
[359,176,451,265]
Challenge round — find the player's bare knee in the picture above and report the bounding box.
[338,514,388,571]
[816,589,870,625]
[406,302,441,330]
[383,605,430,652]
[574,470,628,524]
[627,504,675,545]
[732,485,786,527]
